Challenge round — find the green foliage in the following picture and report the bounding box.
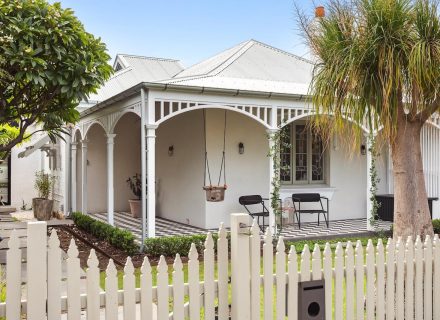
[144,233,226,258]
[126,174,142,200]
[299,0,440,141]
[368,135,381,225]
[267,125,291,235]
[285,235,387,253]
[34,170,55,199]
[432,219,440,234]
[71,212,138,255]
[0,0,113,154]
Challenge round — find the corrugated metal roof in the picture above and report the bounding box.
[88,55,183,102]
[85,40,314,106]
[163,40,313,95]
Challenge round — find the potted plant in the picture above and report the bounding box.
[33,171,55,221]
[126,174,142,218]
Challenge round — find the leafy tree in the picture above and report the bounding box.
[298,0,440,238]
[0,0,113,158]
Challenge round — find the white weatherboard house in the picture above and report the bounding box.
[11,39,440,238]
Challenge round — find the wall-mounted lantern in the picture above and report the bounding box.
[238,142,244,155]
[360,143,367,155]
[168,145,174,157]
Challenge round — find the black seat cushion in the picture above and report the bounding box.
[239,195,263,205]
[292,193,321,202]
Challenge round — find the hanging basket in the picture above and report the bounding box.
[203,185,227,202]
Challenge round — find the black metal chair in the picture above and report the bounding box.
[238,195,269,232]
[291,193,329,229]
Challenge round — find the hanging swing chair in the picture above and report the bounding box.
[203,109,227,202]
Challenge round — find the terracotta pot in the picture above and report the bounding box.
[128,199,141,218]
[32,198,54,221]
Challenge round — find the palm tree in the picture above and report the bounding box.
[298,0,440,239]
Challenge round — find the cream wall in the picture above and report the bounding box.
[86,124,107,213]
[10,138,43,209]
[156,110,206,228]
[328,142,367,220]
[156,109,270,229]
[114,113,141,212]
[204,109,270,229]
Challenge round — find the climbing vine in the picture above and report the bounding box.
[267,124,291,236]
[368,134,381,226]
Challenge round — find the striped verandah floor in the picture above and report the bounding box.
[89,211,392,242]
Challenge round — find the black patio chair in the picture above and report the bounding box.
[291,193,329,229]
[238,195,269,232]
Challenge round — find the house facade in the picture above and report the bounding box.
[11,39,440,239]
[67,39,440,237]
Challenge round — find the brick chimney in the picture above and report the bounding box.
[315,6,325,18]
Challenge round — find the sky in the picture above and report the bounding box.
[56,0,315,68]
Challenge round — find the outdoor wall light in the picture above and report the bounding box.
[360,144,367,155]
[238,142,244,154]
[168,145,174,157]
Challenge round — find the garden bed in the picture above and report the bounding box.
[50,225,187,270]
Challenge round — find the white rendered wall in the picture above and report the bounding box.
[114,113,141,212]
[156,109,270,229]
[10,137,43,209]
[86,124,107,213]
[204,109,269,229]
[156,110,206,228]
[328,142,367,220]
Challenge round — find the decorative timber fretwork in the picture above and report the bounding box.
[153,99,275,129]
[76,101,141,137]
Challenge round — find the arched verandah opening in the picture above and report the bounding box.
[113,112,141,213]
[156,107,270,229]
[84,123,107,214]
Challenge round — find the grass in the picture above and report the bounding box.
[98,235,383,319]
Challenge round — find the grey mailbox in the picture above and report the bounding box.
[286,280,325,319]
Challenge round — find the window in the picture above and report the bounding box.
[280,123,326,184]
[0,157,11,205]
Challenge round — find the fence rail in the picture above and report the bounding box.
[1,215,440,319]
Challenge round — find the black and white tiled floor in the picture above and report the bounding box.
[90,212,207,242]
[278,218,392,240]
[90,212,392,242]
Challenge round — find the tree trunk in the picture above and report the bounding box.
[391,117,433,240]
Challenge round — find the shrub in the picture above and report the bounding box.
[432,219,440,234]
[143,233,226,258]
[71,212,138,255]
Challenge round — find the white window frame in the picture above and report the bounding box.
[281,121,326,185]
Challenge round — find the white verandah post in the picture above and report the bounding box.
[366,134,374,231]
[141,88,147,247]
[267,128,279,234]
[267,106,279,234]
[81,139,88,214]
[71,142,77,213]
[146,125,157,238]
[106,134,116,225]
[230,213,251,320]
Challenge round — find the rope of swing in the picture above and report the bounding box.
[203,109,227,187]
[203,109,212,187]
[218,110,226,186]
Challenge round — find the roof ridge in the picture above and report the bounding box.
[172,39,252,78]
[250,40,314,65]
[118,53,181,62]
[208,40,256,76]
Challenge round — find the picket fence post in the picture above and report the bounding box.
[6,229,22,320]
[231,213,251,320]
[27,221,47,320]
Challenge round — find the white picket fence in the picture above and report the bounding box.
[1,213,440,319]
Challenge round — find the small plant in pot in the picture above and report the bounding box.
[126,174,142,218]
[33,171,55,221]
